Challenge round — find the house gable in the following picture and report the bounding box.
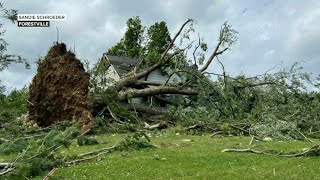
[95,55,121,88]
[106,55,140,78]
[97,55,183,87]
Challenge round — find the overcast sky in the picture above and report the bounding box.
[1,0,319,91]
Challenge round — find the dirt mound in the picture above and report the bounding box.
[28,42,93,133]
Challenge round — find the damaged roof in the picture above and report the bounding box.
[106,55,140,77]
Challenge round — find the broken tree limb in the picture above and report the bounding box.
[222,144,320,157]
[185,123,204,131]
[0,167,15,176]
[0,163,12,169]
[228,124,250,134]
[65,151,109,165]
[107,106,125,124]
[295,129,314,143]
[65,137,130,165]
[222,148,264,154]
[192,33,201,66]
[43,167,57,180]
[77,137,126,157]
[210,131,223,137]
[66,145,118,165]
[144,121,168,130]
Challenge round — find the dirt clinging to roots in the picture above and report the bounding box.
[28,42,93,133]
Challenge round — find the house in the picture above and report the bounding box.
[94,54,182,109]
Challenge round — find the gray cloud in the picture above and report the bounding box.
[1,0,319,90]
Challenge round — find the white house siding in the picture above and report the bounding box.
[147,68,181,88]
[96,64,120,89]
[168,73,181,83]
[106,65,121,85]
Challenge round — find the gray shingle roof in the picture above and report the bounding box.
[106,55,140,77]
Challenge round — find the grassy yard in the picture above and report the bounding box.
[27,133,320,180]
[2,133,320,180]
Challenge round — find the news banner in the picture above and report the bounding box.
[17,14,66,27]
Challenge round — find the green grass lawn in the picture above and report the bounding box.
[26,133,320,180]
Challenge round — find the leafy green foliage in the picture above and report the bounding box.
[106,17,174,68]
[117,131,153,151]
[251,118,302,141]
[219,21,238,48]
[77,135,99,146]
[0,88,30,137]
[145,21,171,62]
[147,21,171,53]
[0,138,28,155]
[107,16,145,58]
[173,63,320,140]
[0,124,97,179]
[0,2,29,71]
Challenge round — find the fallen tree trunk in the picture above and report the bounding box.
[117,87,198,101]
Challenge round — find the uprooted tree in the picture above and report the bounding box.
[28,18,238,131]
[28,43,93,133]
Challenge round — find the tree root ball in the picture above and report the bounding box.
[28,42,93,133]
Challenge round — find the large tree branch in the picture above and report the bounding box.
[193,33,201,66]
[118,86,198,101]
[200,44,228,72]
[200,23,232,73]
[217,57,227,89]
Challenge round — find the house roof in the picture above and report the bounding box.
[103,55,183,81]
[106,55,140,77]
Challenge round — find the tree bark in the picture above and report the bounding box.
[118,87,198,101]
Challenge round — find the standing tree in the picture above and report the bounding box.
[143,21,172,65]
[147,21,171,54]
[107,16,144,58]
[0,2,29,71]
